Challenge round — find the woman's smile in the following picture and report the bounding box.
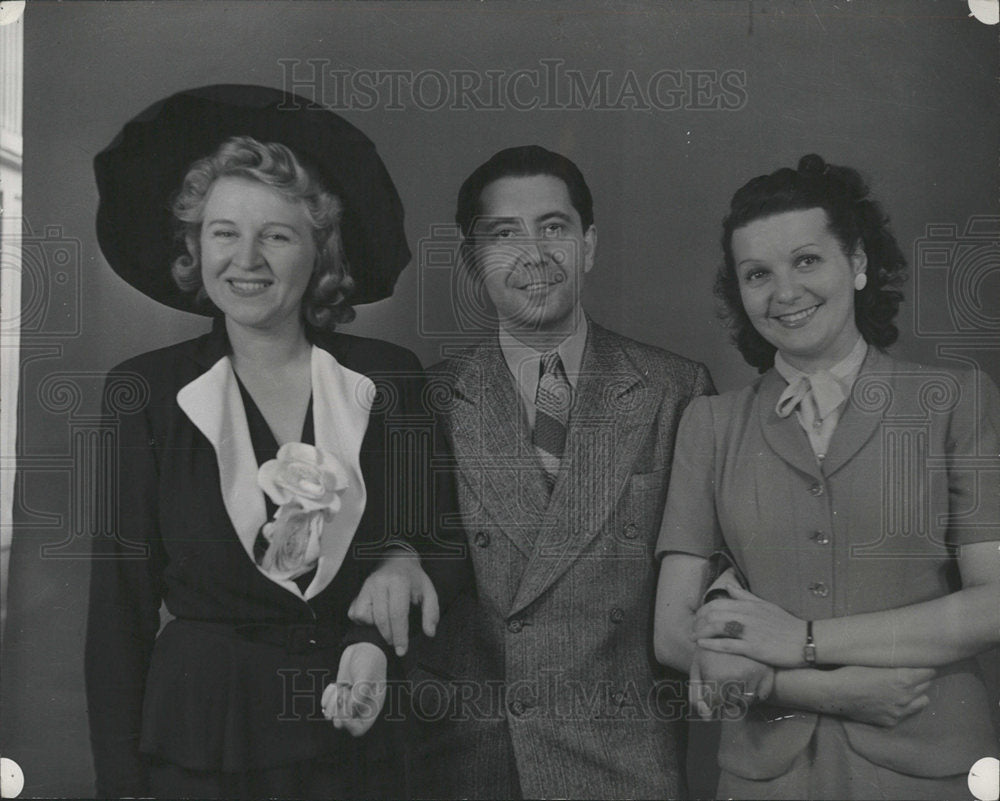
[772,303,820,327]
[225,277,275,296]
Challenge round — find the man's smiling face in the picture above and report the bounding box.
[469,173,596,336]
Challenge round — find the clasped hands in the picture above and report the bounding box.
[690,586,935,728]
[694,585,808,667]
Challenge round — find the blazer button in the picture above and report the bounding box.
[609,607,625,624]
[812,531,830,545]
[809,582,829,597]
[507,619,524,634]
[474,531,490,548]
[808,483,824,497]
[623,523,639,540]
[611,690,625,705]
[509,699,525,717]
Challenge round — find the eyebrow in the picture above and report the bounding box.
[475,211,574,227]
[204,219,300,230]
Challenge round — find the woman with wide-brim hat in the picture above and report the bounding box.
[85,85,462,799]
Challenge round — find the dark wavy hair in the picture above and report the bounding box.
[171,135,356,332]
[716,154,907,372]
[455,145,594,237]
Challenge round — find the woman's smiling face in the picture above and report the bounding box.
[199,176,317,335]
[733,207,867,372]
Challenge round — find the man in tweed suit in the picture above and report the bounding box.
[401,146,715,799]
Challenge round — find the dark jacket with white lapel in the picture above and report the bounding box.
[412,320,714,799]
[85,321,465,797]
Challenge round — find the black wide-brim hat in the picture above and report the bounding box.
[94,84,411,312]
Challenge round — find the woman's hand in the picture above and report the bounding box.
[693,586,807,667]
[348,550,439,656]
[689,648,774,720]
[322,643,388,737]
[815,666,935,728]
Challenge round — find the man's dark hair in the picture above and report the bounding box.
[455,145,594,237]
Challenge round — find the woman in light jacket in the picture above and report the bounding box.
[654,154,999,800]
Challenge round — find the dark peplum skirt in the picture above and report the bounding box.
[139,619,353,773]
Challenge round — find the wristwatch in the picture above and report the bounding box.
[803,620,817,666]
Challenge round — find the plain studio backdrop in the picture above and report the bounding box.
[3,1,998,796]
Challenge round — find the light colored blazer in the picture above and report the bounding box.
[658,347,1000,780]
[414,320,714,800]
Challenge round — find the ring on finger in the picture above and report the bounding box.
[724,620,744,638]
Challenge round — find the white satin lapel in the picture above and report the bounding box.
[303,346,373,600]
[176,356,266,562]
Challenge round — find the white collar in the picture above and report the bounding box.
[176,346,374,599]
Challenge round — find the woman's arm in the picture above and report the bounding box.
[695,540,1000,667]
[770,665,934,727]
[85,369,166,798]
[653,552,708,672]
[662,558,935,726]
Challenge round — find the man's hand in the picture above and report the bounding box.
[322,643,388,737]
[818,666,934,727]
[348,551,440,656]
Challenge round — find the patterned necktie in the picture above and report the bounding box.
[533,351,572,489]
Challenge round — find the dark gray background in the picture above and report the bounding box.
[4,1,998,796]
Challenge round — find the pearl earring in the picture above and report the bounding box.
[854,273,868,291]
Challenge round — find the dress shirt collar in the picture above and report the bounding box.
[498,314,589,392]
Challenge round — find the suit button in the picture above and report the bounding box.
[809,582,829,597]
[509,699,525,717]
[507,619,524,634]
[474,531,490,548]
[611,691,625,705]
[808,483,824,497]
[623,523,638,539]
[812,531,830,545]
[609,607,625,624]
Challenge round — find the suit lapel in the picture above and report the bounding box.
[304,348,374,599]
[447,340,546,558]
[177,355,267,563]
[757,369,824,481]
[510,324,655,614]
[821,348,887,478]
[757,349,887,480]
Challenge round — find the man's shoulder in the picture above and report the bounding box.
[428,338,496,380]
[590,322,711,390]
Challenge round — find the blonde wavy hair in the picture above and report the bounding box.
[171,135,356,330]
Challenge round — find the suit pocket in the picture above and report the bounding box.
[614,469,670,552]
[629,468,668,493]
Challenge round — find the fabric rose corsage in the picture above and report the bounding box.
[256,443,349,580]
